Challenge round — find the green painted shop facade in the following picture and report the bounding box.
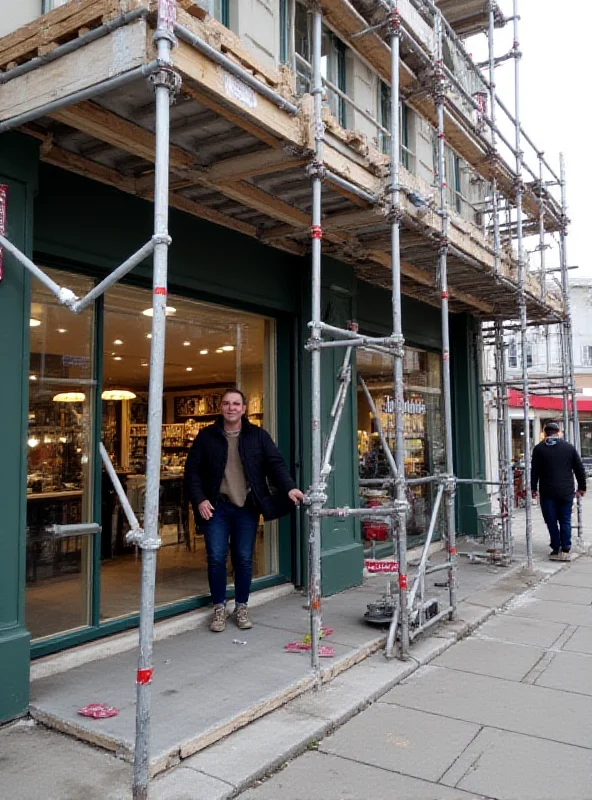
[0,133,488,722]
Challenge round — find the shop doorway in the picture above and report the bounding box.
[25,269,278,642]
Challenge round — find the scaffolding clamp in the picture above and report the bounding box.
[150,64,182,99]
[306,486,328,507]
[441,475,457,497]
[386,7,401,37]
[307,159,326,180]
[152,233,172,247]
[126,527,161,551]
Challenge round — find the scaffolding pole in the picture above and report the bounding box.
[512,0,533,570]
[559,154,584,543]
[434,10,458,615]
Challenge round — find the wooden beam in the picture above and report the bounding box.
[174,40,300,144]
[207,147,307,182]
[49,101,196,171]
[220,181,310,228]
[166,192,257,238]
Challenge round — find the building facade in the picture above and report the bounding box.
[0,0,558,722]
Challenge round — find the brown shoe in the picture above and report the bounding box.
[234,604,253,630]
[210,604,227,632]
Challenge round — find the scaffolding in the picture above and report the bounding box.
[0,0,583,797]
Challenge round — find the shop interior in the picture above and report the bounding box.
[26,269,276,641]
[357,347,445,551]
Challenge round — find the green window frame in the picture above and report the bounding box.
[214,0,229,27]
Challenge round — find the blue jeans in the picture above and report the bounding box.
[203,497,259,606]
[540,495,573,552]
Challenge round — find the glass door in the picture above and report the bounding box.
[26,270,96,640]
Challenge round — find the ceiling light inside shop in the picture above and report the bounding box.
[146,333,152,339]
[30,318,41,327]
[58,328,67,334]
[183,341,191,347]
[200,349,209,355]
[186,367,193,372]
[53,392,86,403]
[221,345,235,352]
[142,306,176,317]
[141,362,148,367]
[101,389,137,401]
[216,348,224,354]
[27,437,40,448]
[113,356,122,361]
[29,375,37,381]
[113,339,123,345]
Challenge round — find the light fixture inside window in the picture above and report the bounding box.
[29,375,37,381]
[113,356,122,361]
[101,389,137,401]
[183,341,191,347]
[142,306,176,317]
[53,392,86,403]
[57,328,67,334]
[221,345,235,352]
[146,333,152,339]
[216,348,224,354]
[27,437,40,448]
[30,318,41,327]
[113,339,123,345]
[200,349,209,355]
[186,367,193,372]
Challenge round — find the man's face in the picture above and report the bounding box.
[221,392,246,423]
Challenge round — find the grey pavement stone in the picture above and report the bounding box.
[567,559,592,574]
[475,613,567,648]
[506,596,592,628]
[432,637,545,681]
[561,625,592,655]
[319,703,480,782]
[441,726,592,800]
[240,751,490,800]
[150,767,233,800]
[549,569,592,588]
[380,665,592,748]
[534,650,592,696]
[181,707,327,791]
[532,582,592,605]
[0,721,132,800]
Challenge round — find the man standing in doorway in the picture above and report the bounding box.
[184,388,304,632]
[531,421,586,560]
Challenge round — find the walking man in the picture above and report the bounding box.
[184,388,304,631]
[531,421,586,560]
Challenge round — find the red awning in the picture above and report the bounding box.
[508,388,592,412]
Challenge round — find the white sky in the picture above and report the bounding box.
[467,0,591,277]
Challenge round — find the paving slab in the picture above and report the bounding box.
[177,707,327,793]
[239,751,491,800]
[532,582,592,605]
[380,665,592,748]
[150,767,233,800]
[318,703,480,782]
[474,613,567,648]
[431,637,545,681]
[565,559,592,574]
[561,625,592,655]
[506,596,592,628]
[440,726,592,800]
[0,720,132,800]
[534,650,592,696]
[548,569,592,588]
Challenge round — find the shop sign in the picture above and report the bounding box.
[224,73,257,110]
[382,395,426,415]
[365,559,399,574]
[0,184,7,281]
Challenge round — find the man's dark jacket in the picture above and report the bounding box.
[184,416,297,521]
[530,437,586,499]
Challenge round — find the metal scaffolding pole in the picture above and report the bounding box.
[512,0,534,570]
[386,0,410,660]
[487,0,501,276]
[434,10,457,615]
[307,1,325,679]
[559,153,584,543]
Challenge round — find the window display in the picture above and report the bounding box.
[357,347,445,550]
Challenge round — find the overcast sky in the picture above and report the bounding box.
[467,0,590,278]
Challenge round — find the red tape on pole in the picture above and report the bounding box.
[137,668,153,685]
[154,286,167,296]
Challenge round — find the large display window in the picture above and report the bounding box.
[357,347,445,550]
[26,270,278,641]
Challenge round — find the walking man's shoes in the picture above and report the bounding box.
[549,549,561,561]
[234,604,253,630]
[561,549,572,561]
[210,604,227,632]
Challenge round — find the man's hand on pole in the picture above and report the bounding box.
[288,488,305,506]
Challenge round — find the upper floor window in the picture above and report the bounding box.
[582,345,592,367]
[294,2,347,127]
[378,82,412,169]
[214,0,229,26]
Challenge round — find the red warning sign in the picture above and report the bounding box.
[364,560,399,574]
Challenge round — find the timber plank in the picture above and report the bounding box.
[0,20,149,122]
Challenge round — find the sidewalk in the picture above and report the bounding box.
[1,497,589,800]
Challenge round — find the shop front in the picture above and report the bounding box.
[26,270,279,643]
